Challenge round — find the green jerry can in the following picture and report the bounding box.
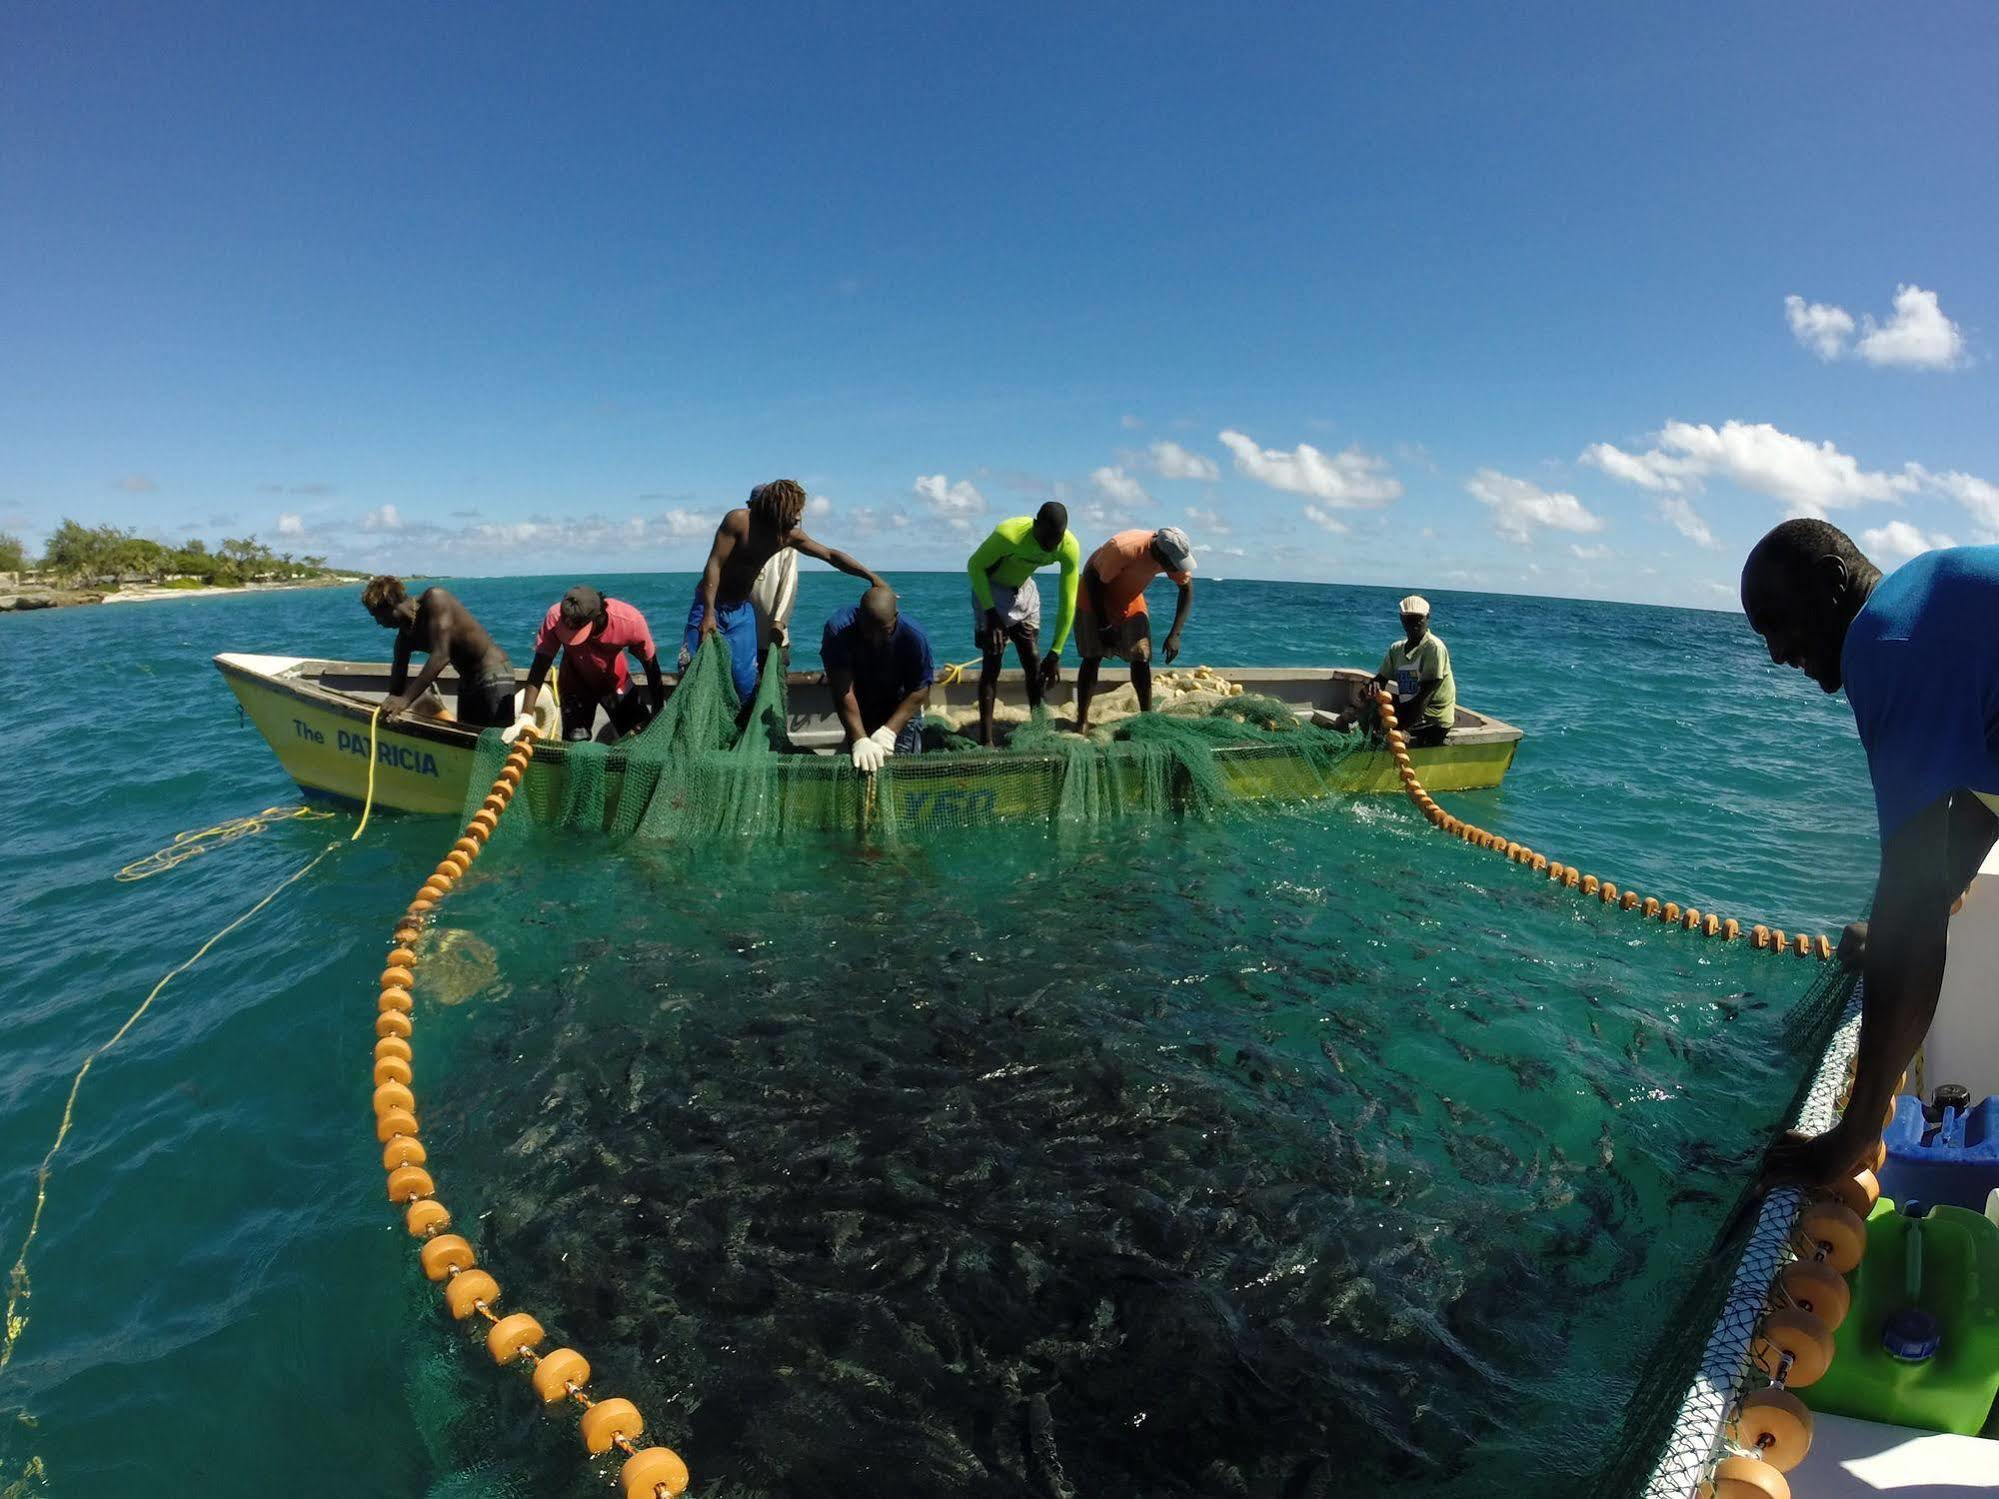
[1803,1197,1999,1436]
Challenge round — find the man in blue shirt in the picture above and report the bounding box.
[1741,519,1999,1187]
[822,585,935,774]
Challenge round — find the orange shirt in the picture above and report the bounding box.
[1081,530,1192,618]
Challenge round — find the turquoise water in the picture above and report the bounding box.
[0,574,1874,1496]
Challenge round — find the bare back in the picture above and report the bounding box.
[412,588,510,675]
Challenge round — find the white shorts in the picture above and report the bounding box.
[970,577,1042,637]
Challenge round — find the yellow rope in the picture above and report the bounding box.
[114,805,334,882]
[3,839,342,1371]
[933,657,982,687]
[352,704,383,842]
[374,727,689,1495]
[1372,687,1835,959]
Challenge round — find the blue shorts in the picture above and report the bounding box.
[681,595,759,704]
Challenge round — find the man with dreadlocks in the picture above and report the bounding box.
[682,479,886,704]
[1742,519,1999,1189]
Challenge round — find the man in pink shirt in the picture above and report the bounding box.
[512,585,666,743]
[1072,526,1196,733]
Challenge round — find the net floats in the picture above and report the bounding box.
[1370,686,1837,960]
[356,725,692,1497]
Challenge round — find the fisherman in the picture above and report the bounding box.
[964,501,1081,744]
[1072,526,1196,734]
[1333,595,1457,745]
[823,584,935,774]
[508,584,664,743]
[1741,521,1999,1187]
[362,576,518,729]
[685,479,885,706]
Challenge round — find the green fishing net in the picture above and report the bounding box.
[465,642,1370,843]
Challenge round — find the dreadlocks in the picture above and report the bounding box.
[747,478,809,531]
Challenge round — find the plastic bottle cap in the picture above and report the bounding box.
[1899,1199,1927,1218]
[1881,1306,1942,1362]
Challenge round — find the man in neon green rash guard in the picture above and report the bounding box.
[964,501,1080,745]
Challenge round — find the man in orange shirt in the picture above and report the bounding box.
[1072,526,1196,734]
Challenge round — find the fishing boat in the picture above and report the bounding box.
[1654,852,1999,1498]
[214,651,1524,823]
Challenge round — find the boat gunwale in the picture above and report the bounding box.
[216,653,1525,768]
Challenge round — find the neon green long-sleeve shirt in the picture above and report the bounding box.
[966,517,1082,652]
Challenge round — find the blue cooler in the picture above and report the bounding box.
[1878,1093,1999,1212]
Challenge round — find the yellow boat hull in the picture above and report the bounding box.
[218,652,1522,828]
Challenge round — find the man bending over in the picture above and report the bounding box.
[1741,521,1999,1187]
[684,479,884,705]
[965,501,1080,745]
[362,576,517,728]
[513,584,664,743]
[824,585,935,775]
[1072,526,1196,734]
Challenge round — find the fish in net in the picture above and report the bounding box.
[405,806,1859,1497]
[462,638,1373,843]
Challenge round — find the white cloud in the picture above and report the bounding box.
[361,504,402,532]
[115,474,158,493]
[913,474,985,529]
[1784,295,1856,361]
[1861,520,1958,569]
[276,512,304,536]
[1912,467,1999,539]
[1569,543,1611,560]
[1782,285,1966,370]
[1183,505,1228,535]
[1658,496,1717,549]
[807,494,833,517]
[1218,429,1401,508]
[1583,421,1920,516]
[1148,441,1220,482]
[656,508,712,539]
[1120,413,1144,431]
[1857,285,1967,370]
[1090,465,1150,507]
[1467,468,1605,545]
[1302,505,1350,535]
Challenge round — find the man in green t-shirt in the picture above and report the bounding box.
[1337,594,1457,745]
[964,501,1081,745]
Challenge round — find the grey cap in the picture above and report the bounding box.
[1153,525,1195,573]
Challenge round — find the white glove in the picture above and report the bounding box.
[869,725,898,758]
[500,712,537,744]
[851,735,887,774]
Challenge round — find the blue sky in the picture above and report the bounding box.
[3,2,1994,607]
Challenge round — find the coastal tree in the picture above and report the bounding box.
[0,533,25,573]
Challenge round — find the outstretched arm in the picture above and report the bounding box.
[384,604,454,717]
[790,531,884,589]
[387,630,414,698]
[1161,581,1194,664]
[520,650,558,714]
[828,669,867,745]
[638,651,666,712]
[1763,793,1997,1186]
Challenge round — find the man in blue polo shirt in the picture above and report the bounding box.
[1741,519,1999,1187]
[822,584,936,774]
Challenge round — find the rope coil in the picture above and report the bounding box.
[369,725,690,1498]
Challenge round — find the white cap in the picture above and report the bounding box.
[1398,594,1430,617]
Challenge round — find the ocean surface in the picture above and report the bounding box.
[0,572,1877,1497]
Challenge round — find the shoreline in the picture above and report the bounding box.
[1,575,361,613]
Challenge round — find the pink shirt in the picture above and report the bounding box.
[1083,530,1193,618]
[534,597,656,694]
